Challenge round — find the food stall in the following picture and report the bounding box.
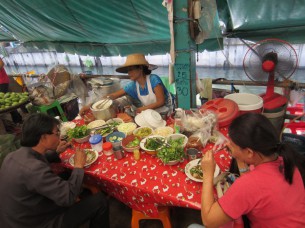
[53,103,237,218]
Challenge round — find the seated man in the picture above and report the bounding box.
[0,113,109,228]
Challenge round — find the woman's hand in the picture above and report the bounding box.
[201,150,216,179]
[136,106,146,113]
[56,140,72,154]
[74,148,86,169]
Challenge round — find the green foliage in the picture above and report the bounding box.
[67,125,88,139]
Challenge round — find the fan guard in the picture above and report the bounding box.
[243,38,298,84]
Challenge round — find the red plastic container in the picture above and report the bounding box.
[200,98,239,127]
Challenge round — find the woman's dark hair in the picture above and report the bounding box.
[21,113,60,147]
[229,113,305,187]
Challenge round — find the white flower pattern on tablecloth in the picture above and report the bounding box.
[52,121,231,217]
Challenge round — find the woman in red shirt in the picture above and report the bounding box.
[200,113,305,228]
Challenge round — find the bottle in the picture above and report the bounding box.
[102,142,113,156]
[133,149,140,161]
[89,134,103,155]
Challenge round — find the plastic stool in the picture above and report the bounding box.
[31,100,68,122]
[131,206,172,228]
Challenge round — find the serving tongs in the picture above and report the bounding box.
[91,124,115,133]
[151,137,171,148]
[96,97,112,109]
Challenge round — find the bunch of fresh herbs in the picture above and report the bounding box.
[157,137,186,164]
[67,125,89,139]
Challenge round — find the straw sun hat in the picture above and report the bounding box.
[116,53,158,73]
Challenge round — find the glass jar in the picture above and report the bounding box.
[186,136,203,151]
[89,134,103,154]
[102,142,113,156]
[113,146,124,160]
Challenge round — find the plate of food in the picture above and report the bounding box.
[69,149,98,167]
[140,135,165,155]
[185,158,220,182]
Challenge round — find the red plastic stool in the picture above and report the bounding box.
[131,206,172,228]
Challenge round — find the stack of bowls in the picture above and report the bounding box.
[135,109,166,129]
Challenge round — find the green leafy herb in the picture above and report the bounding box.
[67,125,89,139]
[157,137,185,164]
[145,137,164,150]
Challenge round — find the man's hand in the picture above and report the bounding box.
[74,148,86,168]
[56,140,72,154]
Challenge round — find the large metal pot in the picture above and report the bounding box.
[91,99,116,121]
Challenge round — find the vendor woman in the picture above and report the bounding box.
[80,53,175,116]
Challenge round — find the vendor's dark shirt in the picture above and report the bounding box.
[0,147,84,228]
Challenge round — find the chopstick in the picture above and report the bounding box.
[197,145,229,165]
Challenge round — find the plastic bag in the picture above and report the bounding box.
[182,109,217,147]
[27,82,55,105]
[181,109,217,133]
[210,130,228,151]
[69,73,88,105]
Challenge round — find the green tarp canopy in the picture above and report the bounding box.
[0,0,304,56]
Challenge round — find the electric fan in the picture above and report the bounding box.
[243,38,298,110]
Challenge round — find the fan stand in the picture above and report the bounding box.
[260,71,287,110]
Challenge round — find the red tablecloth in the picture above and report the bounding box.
[54,120,232,217]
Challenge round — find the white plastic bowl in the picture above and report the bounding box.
[117,122,137,135]
[134,113,150,127]
[133,126,154,138]
[140,135,165,155]
[143,109,164,128]
[106,118,124,129]
[166,133,188,148]
[154,126,174,137]
[73,134,90,143]
[87,120,106,129]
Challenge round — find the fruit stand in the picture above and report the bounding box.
[0,92,29,114]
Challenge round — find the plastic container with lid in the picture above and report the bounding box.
[200,98,239,128]
[103,142,113,156]
[89,134,103,154]
[224,93,263,115]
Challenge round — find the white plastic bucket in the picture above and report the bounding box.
[224,93,263,115]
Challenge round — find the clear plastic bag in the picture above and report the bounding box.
[182,109,217,147]
[181,109,217,133]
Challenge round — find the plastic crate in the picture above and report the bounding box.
[284,122,305,135]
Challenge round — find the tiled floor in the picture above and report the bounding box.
[109,196,203,228]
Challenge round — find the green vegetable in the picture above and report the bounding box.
[145,137,164,150]
[96,126,113,136]
[126,137,140,148]
[157,138,185,164]
[67,125,88,139]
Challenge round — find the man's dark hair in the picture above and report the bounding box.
[21,113,59,147]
